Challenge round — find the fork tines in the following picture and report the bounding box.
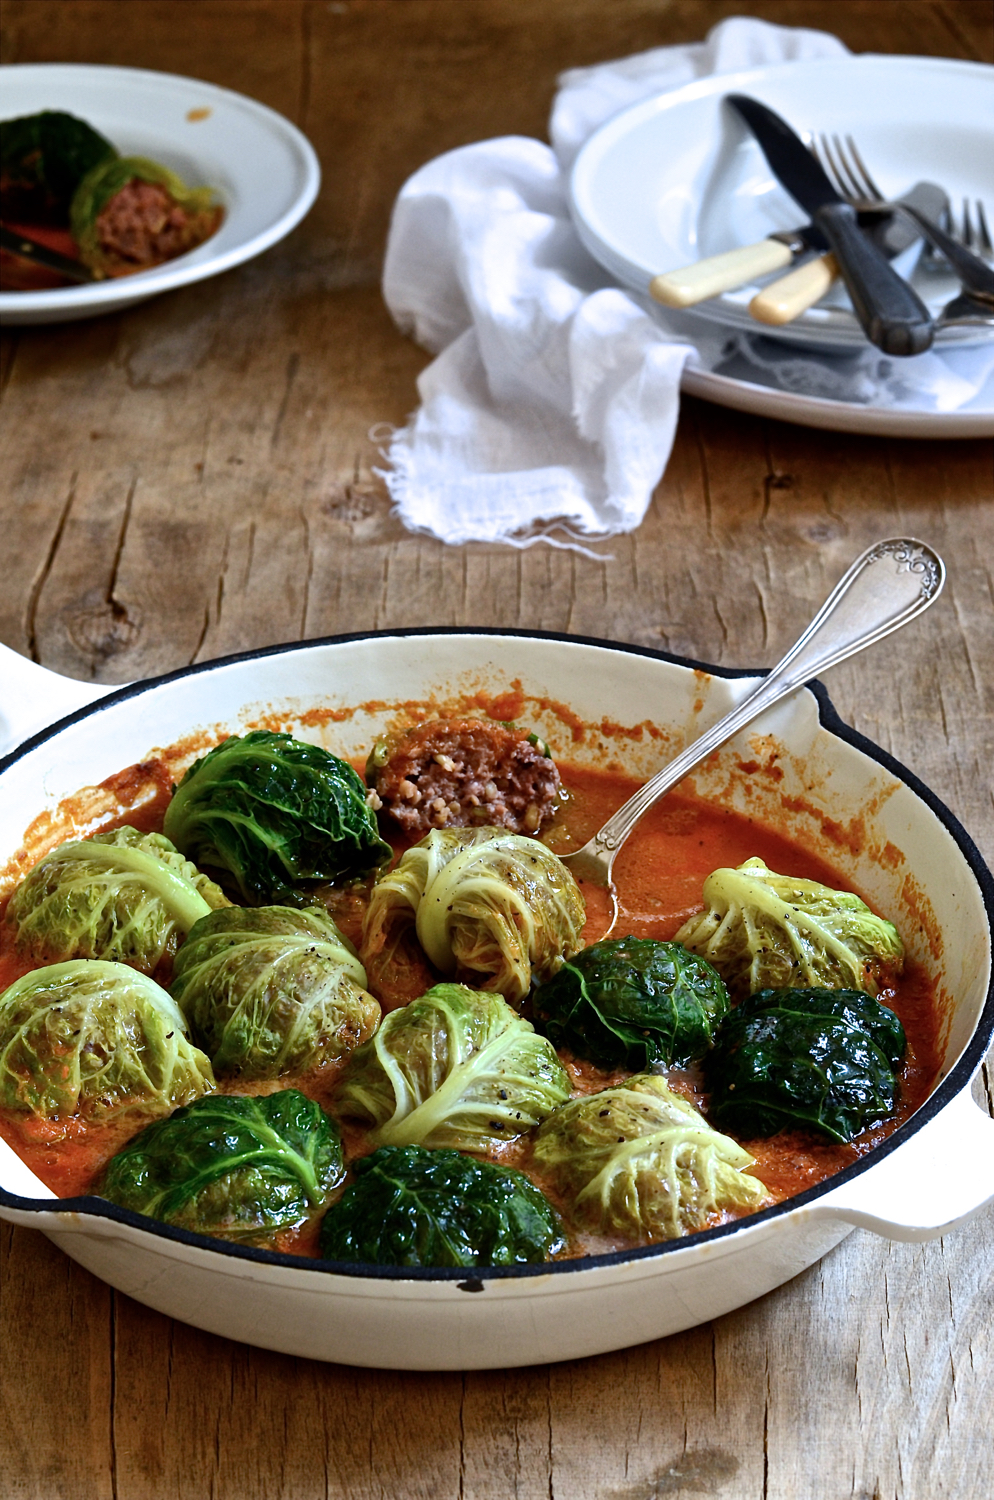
[812,132,992,264]
[962,199,993,258]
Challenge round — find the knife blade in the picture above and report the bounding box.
[0,226,95,283]
[725,94,934,356]
[749,180,948,326]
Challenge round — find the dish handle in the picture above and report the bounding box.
[807,1084,994,1241]
[0,642,117,758]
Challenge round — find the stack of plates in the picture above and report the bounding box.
[568,56,994,437]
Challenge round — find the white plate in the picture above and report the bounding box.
[0,64,320,324]
[679,360,994,437]
[569,55,994,354]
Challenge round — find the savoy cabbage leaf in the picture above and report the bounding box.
[319,1144,565,1266]
[333,982,569,1150]
[673,857,905,999]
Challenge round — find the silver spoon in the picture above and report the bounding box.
[937,290,994,330]
[561,538,945,934]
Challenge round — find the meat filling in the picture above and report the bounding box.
[370,718,561,836]
[95,179,222,270]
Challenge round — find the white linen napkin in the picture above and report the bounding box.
[380,18,993,549]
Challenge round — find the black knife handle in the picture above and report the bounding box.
[812,202,934,356]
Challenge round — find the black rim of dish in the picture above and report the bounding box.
[1,626,992,1285]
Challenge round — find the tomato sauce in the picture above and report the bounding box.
[0,221,82,291]
[0,761,943,1255]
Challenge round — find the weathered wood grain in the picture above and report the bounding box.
[1,3,992,1499]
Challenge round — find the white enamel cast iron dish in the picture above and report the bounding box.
[0,631,992,1370]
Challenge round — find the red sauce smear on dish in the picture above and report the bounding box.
[0,221,81,291]
[0,764,943,1253]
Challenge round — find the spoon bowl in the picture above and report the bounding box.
[937,291,994,329]
[561,537,945,933]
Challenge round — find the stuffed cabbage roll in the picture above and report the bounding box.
[319,1144,565,1267]
[71,155,223,278]
[171,905,380,1079]
[334,982,569,1150]
[366,716,561,836]
[4,826,229,974]
[98,1089,344,1244]
[532,937,729,1070]
[0,959,214,1125]
[1,110,116,221]
[673,857,905,999]
[705,986,906,1143]
[361,827,584,1007]
[163,731,391,906]
[533,1074,769,1242]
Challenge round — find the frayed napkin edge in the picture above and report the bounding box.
[372,422,617,559]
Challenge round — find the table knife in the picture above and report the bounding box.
[749,180,948,326]
[0,226,95,283]
[649,183,943,318]
[649,221,831,308]
[724,94,934,356]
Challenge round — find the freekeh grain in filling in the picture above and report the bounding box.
[93,177,221,270]
[368,718,562,836]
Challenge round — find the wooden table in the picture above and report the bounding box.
[2,3,992,1496]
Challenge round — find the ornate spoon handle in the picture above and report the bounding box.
[563,539,944,899]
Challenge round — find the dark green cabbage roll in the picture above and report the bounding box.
[532,937,729,1069]
[98,1090,344,1244]
[704,986,906,1143]
[163,731,391,906]
[0,110,116,220]
[319,1144,565,1266]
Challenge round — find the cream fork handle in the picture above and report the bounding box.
[650,238,794,307]
[749,253,839,324]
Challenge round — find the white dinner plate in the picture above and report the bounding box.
[569,55,994,355]
[678,352,994,437]
[0,64,321,325]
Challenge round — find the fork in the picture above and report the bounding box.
[818,135,993,259]
[813,135,993,298]
[751,137,993,326]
